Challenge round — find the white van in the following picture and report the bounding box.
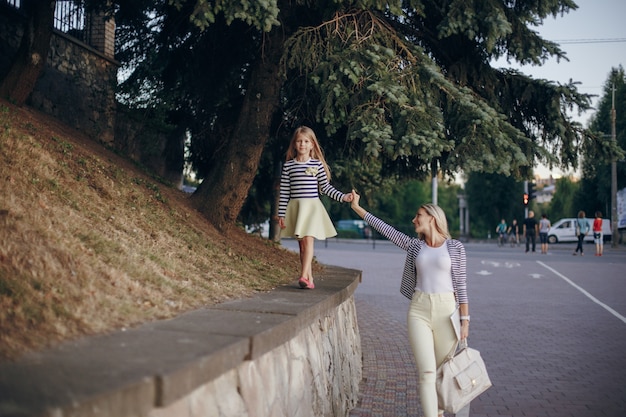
[547,218,612,244]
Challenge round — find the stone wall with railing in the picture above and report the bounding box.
[0,3,118,143]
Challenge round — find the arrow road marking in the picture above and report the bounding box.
[481,260,521,269]
[537,261,626,325]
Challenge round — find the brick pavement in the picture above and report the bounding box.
[348,299,424,417]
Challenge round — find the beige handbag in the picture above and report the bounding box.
[436,340,492,413]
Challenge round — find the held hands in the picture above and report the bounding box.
[349,190,367,219]
[342,192,354,203]
[350,189,361,209]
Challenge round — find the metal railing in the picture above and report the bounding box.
[2,0,93,47]
[54,0,92,45]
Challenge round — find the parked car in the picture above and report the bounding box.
[547,218,612,244]
[336,219,371,239]
[245,219,269,238]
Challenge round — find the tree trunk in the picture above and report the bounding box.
[191,28,285,231]
[0,0,56,105]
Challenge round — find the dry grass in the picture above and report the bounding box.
[0,99,306,361]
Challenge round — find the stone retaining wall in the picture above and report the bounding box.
[0,266,362,417]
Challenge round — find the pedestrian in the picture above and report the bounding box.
[523,210,538,253]
[572,210,590,256]
[507,219,520,247]
[539,213,551,254]
[278,126,353,289]
[349,190,470,417]
[593,211,603,256]
[495,219,507,246]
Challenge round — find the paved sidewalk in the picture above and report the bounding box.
[349,299,424,417]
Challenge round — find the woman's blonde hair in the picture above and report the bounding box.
[419,203,451,240]
[577,210,586,218]
[286,126,332,181]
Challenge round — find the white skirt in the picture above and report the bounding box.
[281,198,337,240]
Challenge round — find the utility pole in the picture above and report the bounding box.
[431,159,438,205]
[611,82,618,247]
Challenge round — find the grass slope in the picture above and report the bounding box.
[0,99,305,361]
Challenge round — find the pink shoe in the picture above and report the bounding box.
[298,277,315,289]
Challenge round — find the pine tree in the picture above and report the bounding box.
[112,0,597,231]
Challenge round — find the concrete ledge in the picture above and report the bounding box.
[0,266,362,417]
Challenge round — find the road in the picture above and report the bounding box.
[282,238,626,417]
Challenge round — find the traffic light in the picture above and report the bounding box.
[528,182,536,201]
[523,193,529,206]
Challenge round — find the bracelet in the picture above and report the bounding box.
[460,315,470,322]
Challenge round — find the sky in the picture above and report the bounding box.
[492,0,626,178]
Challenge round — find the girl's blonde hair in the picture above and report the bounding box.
[286,126,332,181]
[419,203,451,240]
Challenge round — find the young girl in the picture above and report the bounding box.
[278,126,353,289]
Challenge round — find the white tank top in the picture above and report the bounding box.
[415,243,454,294]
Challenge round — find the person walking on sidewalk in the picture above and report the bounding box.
[573,210,590,256]
[523,210,538,253]
[539,213,551,254]
[349,190,470,417]
[593,211,604,256]
[278,126,353,289]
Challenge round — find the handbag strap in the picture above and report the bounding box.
[444,339,468,362]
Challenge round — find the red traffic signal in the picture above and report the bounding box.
[523,193,529,206]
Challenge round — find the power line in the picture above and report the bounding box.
[550,38,626,45]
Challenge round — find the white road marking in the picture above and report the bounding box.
[476,270,492,275]
[529,273,543,279]
[480,260,521,269]
[537,261,626,324]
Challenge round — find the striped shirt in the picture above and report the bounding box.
[364,212,468,304]
[278,158,345,217]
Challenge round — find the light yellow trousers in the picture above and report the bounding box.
[407,291,458,417]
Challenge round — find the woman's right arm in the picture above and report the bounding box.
[350,190,412,251]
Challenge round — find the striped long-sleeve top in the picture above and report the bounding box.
[364,212,468,304]
[278,159,345,217]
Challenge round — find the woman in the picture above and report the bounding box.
[573,210,589,256]
[593,211,603,256]
[349,190,469,417]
